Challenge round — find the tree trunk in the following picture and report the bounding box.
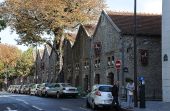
[53,27,65,82]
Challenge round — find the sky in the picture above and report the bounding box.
[0,0,162,51]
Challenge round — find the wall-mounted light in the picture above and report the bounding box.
[163,54,168,61]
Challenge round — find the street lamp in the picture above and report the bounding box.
[133,0,138,107]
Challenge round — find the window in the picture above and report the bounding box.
[84,60,89,69]
[99,86,112,92]
[107,57,111,66]
[94,58,100,68]
[75,63,80,70]
[107,56,114,66]
[140,49,149,66]
[94,42,102,57]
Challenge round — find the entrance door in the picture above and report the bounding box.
[75,75,79,87]
[84,75,88,91]
[107,72,114,85]
[94,74,100,84]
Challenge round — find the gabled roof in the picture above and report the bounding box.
[83,24,96,36]
[107,11,161,36]
[72,24,91,48]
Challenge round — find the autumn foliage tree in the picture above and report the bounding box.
[0,0,106,73]
[0,44,21,78]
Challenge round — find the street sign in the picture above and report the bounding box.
[115,60,121,69]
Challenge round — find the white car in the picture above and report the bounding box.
[86,84,113,109]
[30,84,40,95]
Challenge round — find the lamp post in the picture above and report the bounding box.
[134,0,138,107]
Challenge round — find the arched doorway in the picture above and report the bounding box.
[67,76,72,84]
[84,75,88,91]
[107,72,114,85]
[94,74,100,84]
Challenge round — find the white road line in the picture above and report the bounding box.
[79,107,91,111]
[15,99,29,105]
[32,105,43,111]
[6,107,18,111]
[60,107,73,111]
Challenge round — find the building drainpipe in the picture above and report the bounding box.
[89,37,93,90]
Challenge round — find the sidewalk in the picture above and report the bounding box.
[121,101,170,111]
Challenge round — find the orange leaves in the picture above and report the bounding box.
[0,44,21,67]
[0,0,106,46]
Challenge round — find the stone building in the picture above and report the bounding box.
[41,45,51,82]
[36,49,44,83]
[63,39,73,84]
[162,0,170,102]
[89,10,161,99]
[49,42,58,83]
[71,24,95,90]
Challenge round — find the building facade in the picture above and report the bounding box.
[162,0,170,102]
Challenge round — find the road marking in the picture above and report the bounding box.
[6,107,18,111]
[79,107,91,111]
[15,99,29,105]
[60,107,73,111]
[32,105,43,111]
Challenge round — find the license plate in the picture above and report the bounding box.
[104,100,112,104]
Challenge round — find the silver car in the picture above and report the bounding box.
[86,84,113,109]
[46,83,78,98]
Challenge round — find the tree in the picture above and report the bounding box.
[15,48,34,77]
[0,44,21,85]
[0,44,21,69]
[0,0,106,73]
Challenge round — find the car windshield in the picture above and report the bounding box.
[61,83,71,87]
[98,86,112,92]
[45,83,51,87]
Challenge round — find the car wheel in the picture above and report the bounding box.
[56,92,60,98]
[92,101,97,110]
[45,92,48,97]
[86,100,90,108]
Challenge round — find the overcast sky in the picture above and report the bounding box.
[0,0,162,51]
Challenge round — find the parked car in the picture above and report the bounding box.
[30,84,40,95]
[11,85,17,93]
[47,83,78,98]
[86,84,113,109]
[15,85,22,94]
[25,83,35,94]
[20,85,28,94]
[37,83,50,97]
[7,85,13,93]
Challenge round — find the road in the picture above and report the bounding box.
[0,92,128,111]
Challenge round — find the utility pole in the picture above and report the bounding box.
[134,0,138,107]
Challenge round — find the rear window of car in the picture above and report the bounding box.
[98,86,112,92]
[61,83,71,87]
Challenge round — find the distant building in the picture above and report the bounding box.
[162,0,170,102]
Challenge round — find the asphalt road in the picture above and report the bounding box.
[0,92,129,111]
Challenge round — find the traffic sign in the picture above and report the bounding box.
[115,60,121,69]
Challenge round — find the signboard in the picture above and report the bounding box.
[115,60,121,69]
